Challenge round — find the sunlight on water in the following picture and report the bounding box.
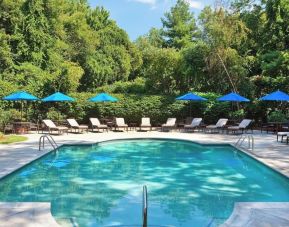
[1,139,289,226]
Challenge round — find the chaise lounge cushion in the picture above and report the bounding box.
[184,118,202,129]
[89,118,108,129]
[162,118,176,127]
[67,119,88,129]
[141,118,151,127]
[228,119,252,131]
[206,118,228,129]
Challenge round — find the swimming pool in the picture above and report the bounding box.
[1,139,289,226]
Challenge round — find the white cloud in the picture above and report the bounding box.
[128,0,204,10]
[185,0,203,9]
[130,0,157,5]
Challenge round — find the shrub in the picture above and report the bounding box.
[46,108,66,122]
[95,77,147,94]
[0,108,22,132]
[229,109,245,120]
[56,92,234,125]
[267,110,288,123]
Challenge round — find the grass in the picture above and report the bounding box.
[0,135,28,144]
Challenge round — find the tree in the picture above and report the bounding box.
[178,41,210,92]
[141,47,181,94]
[161,0,198,49]
[199,6,250,94]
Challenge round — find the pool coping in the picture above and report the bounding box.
[1,135,289,226]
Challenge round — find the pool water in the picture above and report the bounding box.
[1,139,289,226]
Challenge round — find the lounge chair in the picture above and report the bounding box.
[161,118,176,131]
[227,119,253,134]
[184,118,202,132]
[206,118,228,133]
[140,118,152,131]
[89,118,108,132]
[115,118,128,131]
[277,131,289,143]
[67,119,88,133]
[43,119,68,135]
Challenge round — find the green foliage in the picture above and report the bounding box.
[49,92,234,125]
[46,108,66,121]
[161,0,199,49]
[96,77,147,94]
[229,109,245,120]
[0,0,288,125]
[267,110,288,123]
[137,46,181,94]
[0,108,22,131]
[179,41,210,92]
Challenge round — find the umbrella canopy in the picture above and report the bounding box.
[176,93,207,117]
[217,92,250,102]
[3,91,39,101]
[259,90,289,101]
[3,91,39,120]
[176,93,207,101]
[89,93,118,102]
[42,92,75,102]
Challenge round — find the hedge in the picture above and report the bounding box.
[1,92,287,129]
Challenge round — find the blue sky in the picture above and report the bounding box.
[88,0,214,40]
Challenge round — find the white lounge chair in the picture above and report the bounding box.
[277,131,289,143]
[43,119,68,135]
[184,118,202,132]
[206,118,228,133]
[67,119,88,133]
[140,118,152,131]
[227,119,252,134]
[161,118,176,131]
[115,118,128,131]
[89,118,108,132]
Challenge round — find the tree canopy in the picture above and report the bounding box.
[0,0,288,98]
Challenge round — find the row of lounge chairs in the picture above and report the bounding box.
[43,118,151,134]
[42,117,253,135]
[162,118,252,133]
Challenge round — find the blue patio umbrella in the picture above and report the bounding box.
[42,92,75,102]
[89,93,118,102]
[176,93,207,101]
[176,93,207,116]
[42,92,75,121]
[3,91,39,120]
[217,92,250,102]
[259,90,289,101]
[89,93,118,120]
[3,91,39,101]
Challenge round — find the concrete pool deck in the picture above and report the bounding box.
[0,130,288,226]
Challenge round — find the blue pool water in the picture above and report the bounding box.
[1,139,289,226]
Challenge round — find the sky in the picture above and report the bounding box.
[88,0,214,41]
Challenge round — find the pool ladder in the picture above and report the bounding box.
[235,134,254,151]
[143,185,148,227]
[39,134,59,151]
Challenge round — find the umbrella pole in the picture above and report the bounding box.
[190,102,192,117]
[26,101,28,121]
[21,101,23,121]
[58,103,60,124]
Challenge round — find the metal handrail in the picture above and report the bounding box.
[143,185,148,227]
[235,134,254,151]
[39,134,59,151]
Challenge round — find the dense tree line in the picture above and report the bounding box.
[0,0,288,124]
[136,0,289,97]
[0,0,288,97]
[0,0,142,97]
